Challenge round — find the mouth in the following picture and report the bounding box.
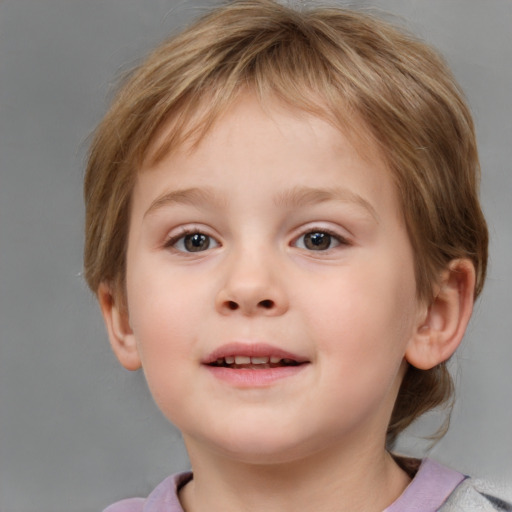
[208,355,302,370]
[202,343,309,386]
[202,343,309,370]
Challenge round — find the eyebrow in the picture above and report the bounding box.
[144,187,225,218]
[144,185,379,222]
[274,186,379,222]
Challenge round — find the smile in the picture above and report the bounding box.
[209,355,302,369]
[202,343,309,386]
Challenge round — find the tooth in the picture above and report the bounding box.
[270,356,281,364]
[251,356,269,364]
[216,358,223,365]
[225,356,235,364]
[234,355,251,365]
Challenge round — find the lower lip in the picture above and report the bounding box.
[204,364,307,387]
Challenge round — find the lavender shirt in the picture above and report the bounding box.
[384,458,465,512]
[104,458,510,512]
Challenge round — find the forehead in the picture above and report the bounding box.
[141,89,386,174]
[132,93,402,227]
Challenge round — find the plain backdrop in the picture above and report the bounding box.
[0,1,511,511]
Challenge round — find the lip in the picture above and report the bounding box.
[202,342,309,388]
[202,342,308,364]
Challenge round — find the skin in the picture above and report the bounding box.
[99,94,475,512]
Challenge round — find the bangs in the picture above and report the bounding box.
[134,19,362,169]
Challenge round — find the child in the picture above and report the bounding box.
[83,1,510,510]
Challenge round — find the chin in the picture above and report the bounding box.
[191,427,327,466]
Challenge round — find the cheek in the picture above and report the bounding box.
[308,263,418,421]
[125,260,204,377]
[126,287,199,418]
[310,255,418,364]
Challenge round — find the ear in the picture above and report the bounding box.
[405,259,476,370]
[97,282,142,371]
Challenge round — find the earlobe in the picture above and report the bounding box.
[405,259,476,370]
[97,282,142,371]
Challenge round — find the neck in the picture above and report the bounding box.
[179,439,410,512]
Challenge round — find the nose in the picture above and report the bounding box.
[215,250,289,317]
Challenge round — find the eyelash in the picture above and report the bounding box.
[293,227,350,252]
[164,228,220,253]
[164,227,350,254]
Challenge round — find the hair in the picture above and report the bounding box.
[84,0,488,446]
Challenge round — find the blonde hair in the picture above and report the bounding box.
[84,0,488,446]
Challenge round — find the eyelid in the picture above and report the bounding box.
[291,225,352,250]
[163,225,221,252]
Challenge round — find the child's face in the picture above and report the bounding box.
[116,95,426,463]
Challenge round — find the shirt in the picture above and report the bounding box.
[103,458,512,512]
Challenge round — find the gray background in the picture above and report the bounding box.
[0,1,511,511]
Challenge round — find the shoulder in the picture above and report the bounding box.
[386,457,512,512]
[103,497,145,512]
[102,472,193,512]
[441,477,512,512]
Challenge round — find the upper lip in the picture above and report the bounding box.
[202,342,309,365]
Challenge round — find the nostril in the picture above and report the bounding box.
[258,299,274,309]
[227,301,238,310]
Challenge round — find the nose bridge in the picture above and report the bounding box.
[216,241,288,316]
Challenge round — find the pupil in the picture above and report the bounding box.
[305,232,330,250]
[185,233,209,252]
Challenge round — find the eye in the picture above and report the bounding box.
[166,231,219,253]
[294,230,345,251]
